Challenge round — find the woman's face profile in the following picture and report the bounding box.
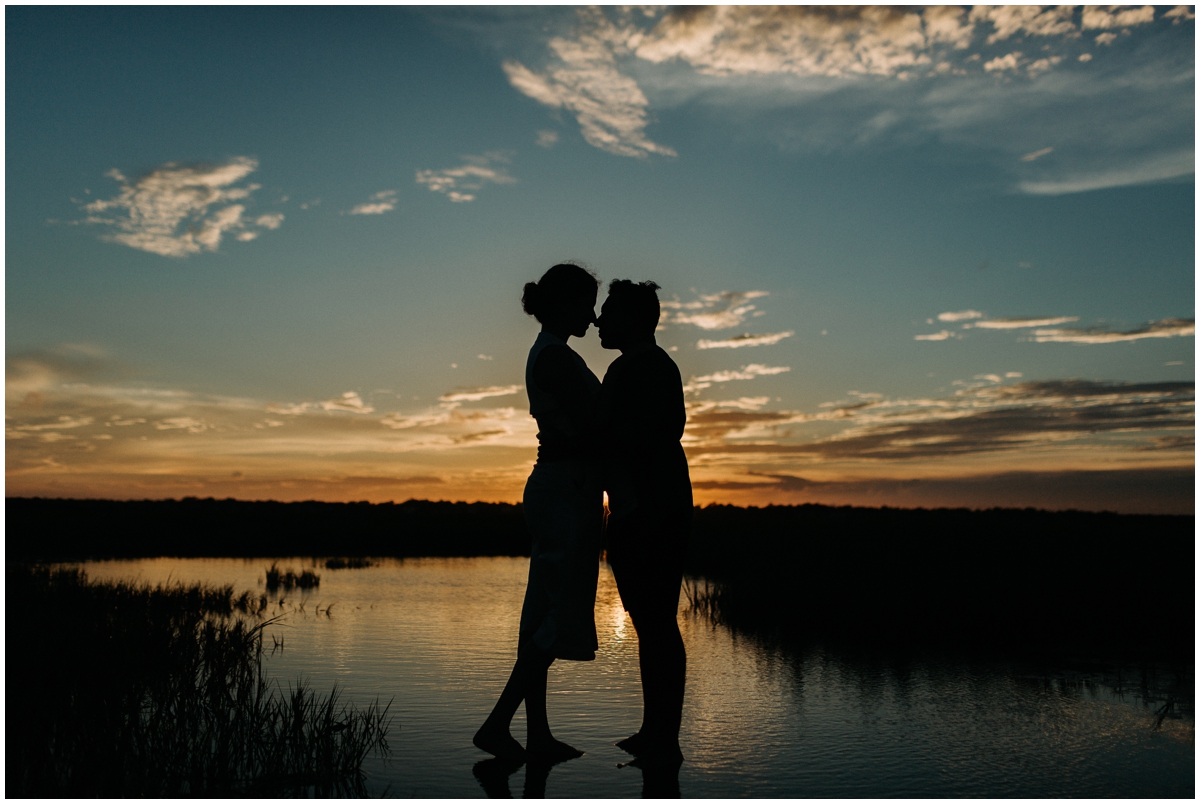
[559,292,597,339]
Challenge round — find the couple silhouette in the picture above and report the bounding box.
[473,263,692,774]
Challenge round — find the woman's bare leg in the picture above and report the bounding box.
[524,653,583,760]
[474,660,533,761]
[475,643,581,762]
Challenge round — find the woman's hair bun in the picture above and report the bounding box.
[521,263,599,323]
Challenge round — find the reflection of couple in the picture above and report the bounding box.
[474,262,692,769]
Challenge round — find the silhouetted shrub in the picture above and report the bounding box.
[7,565,392,796]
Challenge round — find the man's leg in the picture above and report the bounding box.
[629,603,685,748]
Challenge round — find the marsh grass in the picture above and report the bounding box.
[8,565,391,797]
[265,562,321,591]
[323,557,375,570]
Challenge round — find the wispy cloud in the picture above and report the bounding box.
[503,9,676,159]
[536,129,559,148]
[684,363,790,393]
[439,384,524,403]
[78,158,284,257]
[662,290,770,330]
[348,190,397,215]
[416,153,516,202]
[636,6,975,79]
[685,378,1195,460]
[970,316,1079,329]
[4,347,540,501]
[1017,147,1056,163]
[497,7,1191,194]
[687,396,772,416]
[689,467,1192,515]
[697,331,793,350]
[914,330,957,341]
[1016,149,1196,195]
[1081,5,1157,30]
[937,310,984,322]
[1033,318,1195,344]
[269,391,376,415]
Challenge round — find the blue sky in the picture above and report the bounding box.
[6,6,1195,512]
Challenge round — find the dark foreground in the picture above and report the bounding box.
[6,565,392,797]
[8,496,1194,661]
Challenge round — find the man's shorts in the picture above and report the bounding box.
[607,510,689,619]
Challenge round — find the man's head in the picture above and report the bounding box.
[597,279,661,351]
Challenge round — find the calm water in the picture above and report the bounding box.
[77,557,1193,798]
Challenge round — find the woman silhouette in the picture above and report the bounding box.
[473,263,603,763]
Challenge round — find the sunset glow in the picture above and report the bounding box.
[7,7,1194,513]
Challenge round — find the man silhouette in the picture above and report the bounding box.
[596,279,692,766]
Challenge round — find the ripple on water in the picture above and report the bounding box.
[75,556,1194,798]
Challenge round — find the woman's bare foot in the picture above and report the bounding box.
[473,724,527,762]
[526,736,583,763]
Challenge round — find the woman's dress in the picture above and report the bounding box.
[518,331,603,661]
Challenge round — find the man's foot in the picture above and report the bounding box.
[616,730,649,755]
[526,736,584,763]
[627,740,684,769]
[474,724,527,762]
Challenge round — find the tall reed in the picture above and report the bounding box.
[8,565,391,797]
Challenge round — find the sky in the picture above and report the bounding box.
[5,6,1195,513]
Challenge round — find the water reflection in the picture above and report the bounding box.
[75,556,1193,798]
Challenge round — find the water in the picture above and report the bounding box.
[77,557,1194,798]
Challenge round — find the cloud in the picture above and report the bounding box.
[697,331,793,350]
[684,363,791,393]
[937,310,984,322]
[687,396,772,416]
[662,290,770,330]
[1094,32,1119,46]
[1016,148,1195,195]
[635,6,973,79]
[914,330,956,341]
[79,158,283,257]
[503,9,677,159]
[4,352,541,499]
[969,6,1076,44]
[536,129,560,148]
[971,316,1080,329]
[1165,6,1196,23]
[416,153,516,202]
[155,417,210,433]
[349,190,397,215]
[984,51,1023,72]
[11,415,95,432]
[492,7,1192,195]
[439,384,524,403]
[1033,318,1195,343]
[1020,147,1054,162]
[270,391,376,415]
[686,379,1194,461]
[1081,5,1156,30]
[691,467,1193,515]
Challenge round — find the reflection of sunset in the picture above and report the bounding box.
[69,556,1192,796]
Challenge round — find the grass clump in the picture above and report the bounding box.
[324,557,374,570]
[7,565,391,797]
[265,562,321,591]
